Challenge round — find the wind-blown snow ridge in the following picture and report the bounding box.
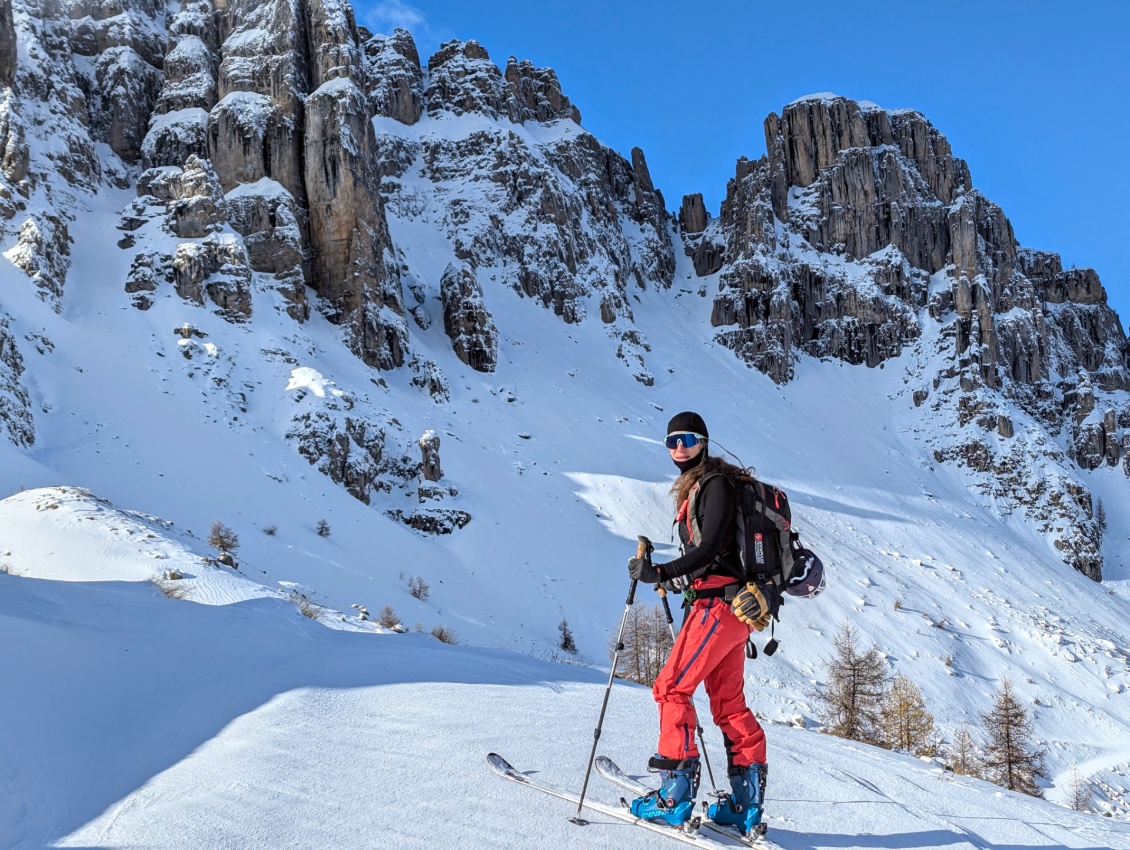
[0,486,389,621]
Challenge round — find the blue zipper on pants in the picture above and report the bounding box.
[673,600,720,687]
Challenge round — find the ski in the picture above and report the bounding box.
[486,752,744,848]
[595,755,775,848]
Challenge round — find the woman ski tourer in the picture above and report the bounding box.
[625,411,779,836]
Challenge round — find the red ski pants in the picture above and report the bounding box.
[652,597,765,766]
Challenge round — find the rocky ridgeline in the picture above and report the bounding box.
[689,94,1128,578]
[368,32,674,385]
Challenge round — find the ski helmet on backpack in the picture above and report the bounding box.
[784,547,825,598]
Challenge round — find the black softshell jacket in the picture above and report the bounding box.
[660,473,743,585]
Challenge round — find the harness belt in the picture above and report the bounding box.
[686,583,740,602]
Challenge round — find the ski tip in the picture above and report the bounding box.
[486,752,514,772]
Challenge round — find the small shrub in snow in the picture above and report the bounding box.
[378,605,402,629]
[152,576,190,600]
[296,596,323,619]
[263,524,278,536]
[285,588,321,620]
[408,576,430,600]
[297,598,319,619]
[315,518,331,537]
[208,521,240,554]
[431,625,458,644]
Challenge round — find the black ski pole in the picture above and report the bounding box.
[657,584,720,795]
[571,535,648,825]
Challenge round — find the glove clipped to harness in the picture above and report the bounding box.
[731,581,779,631]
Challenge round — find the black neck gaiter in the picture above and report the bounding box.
[673,450,707,474]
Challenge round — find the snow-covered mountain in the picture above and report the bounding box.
[2,1,1130,847]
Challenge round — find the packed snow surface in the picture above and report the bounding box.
[3,488,1130,848]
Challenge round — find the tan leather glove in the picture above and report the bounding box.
[732,582,774,631]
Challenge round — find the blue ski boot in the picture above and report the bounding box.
[628,755,700,826]
[707,762,766,835]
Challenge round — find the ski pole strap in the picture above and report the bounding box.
[764,619,779,656]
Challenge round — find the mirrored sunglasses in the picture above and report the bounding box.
[665,432,706,450]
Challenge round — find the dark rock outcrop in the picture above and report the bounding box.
[285,403,417,505]
[0,314,34,448]
[440,262,498,373]
[172,236,252,320]
[679,193,707,235]
[362,28,423,124]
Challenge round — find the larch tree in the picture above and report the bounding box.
[980,678,1046,796]
[949,724,981,778]
[208,521,239,554]
[611,602,673,686]
[1064,766,1093,812]
[816,622,888,745]
[558,618,577,654]
[880,673,935,755]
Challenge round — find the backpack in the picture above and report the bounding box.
[688,472,825,599]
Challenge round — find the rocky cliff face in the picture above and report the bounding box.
[0,312,34,448]
[0,2,673,521]
[697,94,1128,579]
[368,33,673,384]
[0,0,106,308]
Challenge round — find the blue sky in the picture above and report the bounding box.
[356,0,1130,329]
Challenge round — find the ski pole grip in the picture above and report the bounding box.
[626,536,651,606]
[637,535,653,561]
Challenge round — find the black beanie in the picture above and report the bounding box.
[667,411,708,438]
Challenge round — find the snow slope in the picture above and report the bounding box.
[2,497,1130,849]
